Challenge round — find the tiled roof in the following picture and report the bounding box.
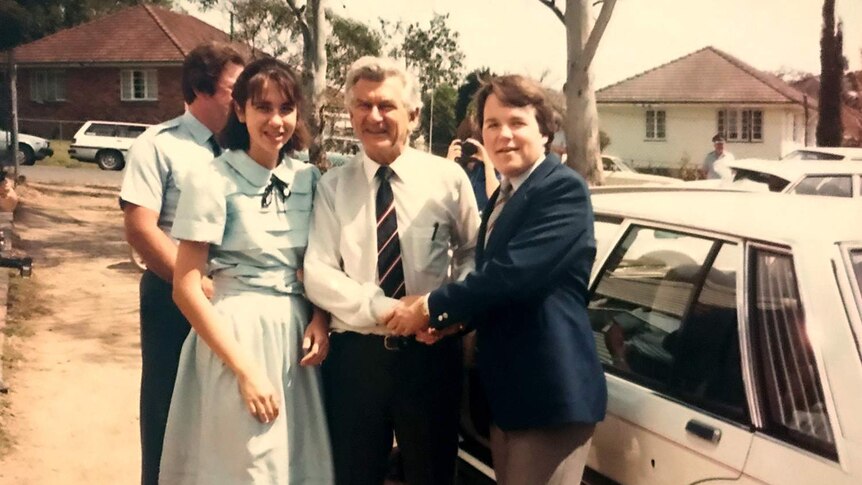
[6,5,243,65]
[596,46,816,108]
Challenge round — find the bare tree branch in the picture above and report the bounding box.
[583,0,616,70]
[537,0,565,24]
[285,0,311,40]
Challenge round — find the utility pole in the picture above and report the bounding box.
[8,48,19,181]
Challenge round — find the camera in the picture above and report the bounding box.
[456,139,479,165]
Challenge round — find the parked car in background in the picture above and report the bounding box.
[0,129,53,166]
[688,159,862,198]
[602,155,681,186]
[458,189,862,485]
[782,147,862,161]
[68,121,150,170]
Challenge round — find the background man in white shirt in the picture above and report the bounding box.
[304,56,479,485]
[701,133,734,180]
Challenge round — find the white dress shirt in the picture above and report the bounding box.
[304,147,480,335]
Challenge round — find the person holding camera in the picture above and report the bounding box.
[447,120,499,212]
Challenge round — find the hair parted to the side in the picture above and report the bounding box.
[219,57,310,155]
[181,42,246,104]
[475,74,557,153]
[343,56,423,113]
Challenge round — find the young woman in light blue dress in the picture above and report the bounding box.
[158,57,334,484]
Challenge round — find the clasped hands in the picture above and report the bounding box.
[383,295,461,345]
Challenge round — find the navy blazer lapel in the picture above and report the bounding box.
[484,155,560,257]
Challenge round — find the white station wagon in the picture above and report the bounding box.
[457,190,862,485]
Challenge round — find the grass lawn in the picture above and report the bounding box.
[37,140,95,169]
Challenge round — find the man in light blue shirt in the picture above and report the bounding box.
[119,42,244,485]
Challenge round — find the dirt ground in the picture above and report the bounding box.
[0,181,142,484]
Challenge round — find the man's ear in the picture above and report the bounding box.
[408,108,420,128]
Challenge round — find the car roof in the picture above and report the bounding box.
[728,159,862,179]
[82,120,151,127]
[786,147,862,159]
[591,190,862,245]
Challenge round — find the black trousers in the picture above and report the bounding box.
[138,270,190,485]
[323,332,462,485]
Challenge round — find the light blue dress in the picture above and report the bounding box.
[158,150,334,484]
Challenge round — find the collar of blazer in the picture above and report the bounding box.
[478,153,562,261]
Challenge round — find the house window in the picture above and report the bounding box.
[717,108,763,142]
[30,70,66,102]
[121,69,158,101]
[645,110,666,140]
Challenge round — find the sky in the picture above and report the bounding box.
[181,0,862,90]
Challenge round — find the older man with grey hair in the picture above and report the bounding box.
[304,56,480,485]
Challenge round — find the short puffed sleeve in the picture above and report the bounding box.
[171,163,227,244]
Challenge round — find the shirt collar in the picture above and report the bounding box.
[361,146,418,186]
[181,110,215,146]
[503,154,545,193]
[223,150,295,187]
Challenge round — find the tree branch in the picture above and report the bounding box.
[583,0,616,70]
[537,0,565,24]
[285,0,311,40]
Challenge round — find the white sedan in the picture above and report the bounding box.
[690,159,862,198]
[458,189,862,485]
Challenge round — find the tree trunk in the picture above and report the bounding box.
[816,0,843,147]
[564,0,603,185]
[8,49,19,180]
[302,0,328,168]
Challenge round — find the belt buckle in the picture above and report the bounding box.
[384,335,404,351]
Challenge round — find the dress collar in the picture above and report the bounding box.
[223,149,296,187]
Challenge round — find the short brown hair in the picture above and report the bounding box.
[475,75,557,153]
[182,42,246,104]
[220,57,310,155]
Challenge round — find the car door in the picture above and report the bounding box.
[586,223,755,485]
[740,244,853,484]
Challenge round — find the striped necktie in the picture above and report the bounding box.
[375,166,406,298]
[485,180,512,246]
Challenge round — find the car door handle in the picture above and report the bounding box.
[686,419,722,444]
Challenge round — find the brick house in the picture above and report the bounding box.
[2,4,247,139]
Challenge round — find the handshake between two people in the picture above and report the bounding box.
[381,295,464,345]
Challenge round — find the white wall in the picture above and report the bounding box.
[598,103,810,169]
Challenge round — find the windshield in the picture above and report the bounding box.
[730,168,791,192]
[783,150,845,161]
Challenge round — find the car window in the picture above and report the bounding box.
[601,157,618,172]
[731,169,790,192]
[594,218,624,262]
[790,176,852,198]
[118,125,147,138]
[84,123,118,137]
[749,248,836,460]
[783,150,845,161]
[848,249,862,316]
[588,226,748,422]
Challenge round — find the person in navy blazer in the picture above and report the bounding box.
[386,74,607,485]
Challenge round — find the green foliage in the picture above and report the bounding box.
[0,0,172,50]
[380,13,464,94]
[326,12,382,90]
[420,84,458,156]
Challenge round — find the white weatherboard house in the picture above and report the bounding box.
[596,46,818,169]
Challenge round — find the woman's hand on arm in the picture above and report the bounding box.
[172,240,279,423]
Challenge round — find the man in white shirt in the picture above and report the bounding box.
[701,133,734,180]
[304,56,480,485]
